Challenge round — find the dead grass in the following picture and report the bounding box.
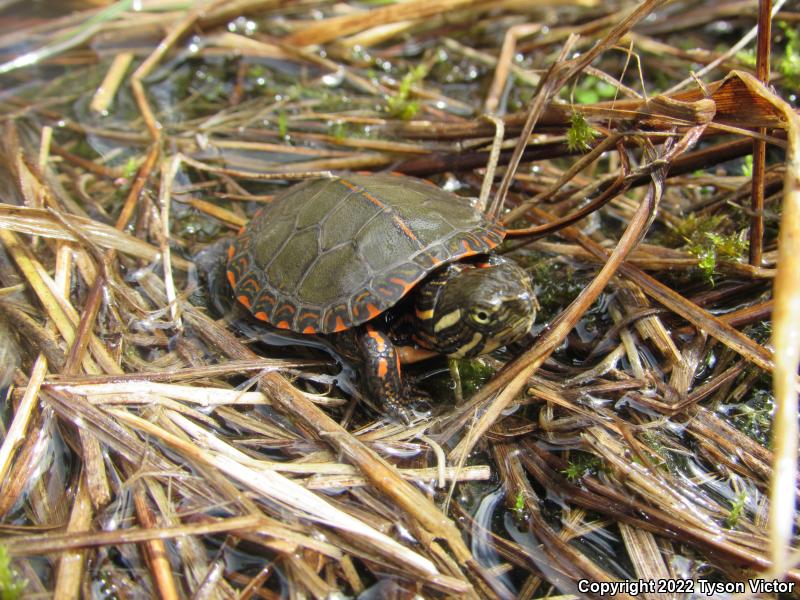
[0,0,798,597]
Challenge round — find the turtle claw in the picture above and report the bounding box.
[386,387,432,424]
[391,405,416,425]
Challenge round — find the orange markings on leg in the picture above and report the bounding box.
[366,328,387,352]
[377,357,388,379]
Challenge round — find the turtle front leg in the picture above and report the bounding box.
[358,324,415,423]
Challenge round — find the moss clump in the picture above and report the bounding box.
[513,490,525,512]
[778,21,800,88]
[736,48,757,68]
[668,214,748,283]
[457,358,495,396]
[0,546,26,600]
[562,452,602,482]
[566,111,599,152]
[567,75,618,104]
[740,154,753,177]
[277,110,288,137]
[729,388,774,447]
[528,258,585,322]
[386,65,427,120]
[725,490,748,528]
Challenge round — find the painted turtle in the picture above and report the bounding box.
[226,173,536,421]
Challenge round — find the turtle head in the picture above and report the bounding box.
[414,257,536,358]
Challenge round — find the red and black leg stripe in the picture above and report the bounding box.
[358,323,410,423]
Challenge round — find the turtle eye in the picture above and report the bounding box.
[472,308,491,324]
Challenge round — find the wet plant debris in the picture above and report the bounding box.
[0,0,799,597]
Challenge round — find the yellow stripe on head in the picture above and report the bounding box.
[433,309,462,333]
[450,332,484,358]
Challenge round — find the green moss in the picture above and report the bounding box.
[278,110,288,138]
[668,213,725,246]
[418,356,495,404]
[736,48,757,68]
[0,546,26,600]
[640,430,666,458]
[457,358,495,396]
[386,65,428,120]
[562,452,602,482]
[725,490,747,528]
[298,85,355,112]
[638,430,689,474]
[528,256,585,322]
[566,112,598,152]
[122,156,139,179]
[327,120,364,141]
[691,244,717,281]
[689,232,748,283]
[668,214,748,284]
[778,22,800,87]
[177,212,222,242]
[707,232,748,260]
[729,388,774,446]
[514,490,525,512]
[569,75,618,104]
[247,64,266,79]
[329,121,345,140]
[741,154,753,178]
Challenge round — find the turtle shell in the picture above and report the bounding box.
[226,173,506,334]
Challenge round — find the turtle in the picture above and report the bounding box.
[225,172,536,422]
